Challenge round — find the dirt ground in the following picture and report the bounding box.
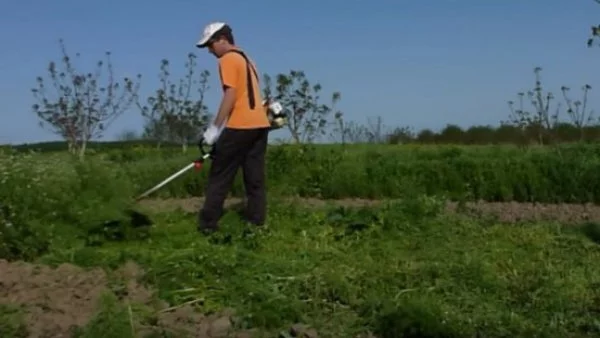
[0,259,274,338]
[137,197,600,224]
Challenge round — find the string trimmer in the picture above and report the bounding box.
[88,143,214,245]
[135,99,285,200]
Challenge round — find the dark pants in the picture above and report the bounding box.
[199,127,269,231]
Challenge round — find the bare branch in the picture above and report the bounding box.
[561,84,594,140]
[31,39,141,158]
[268,70,341,143]
[135,53,211,151]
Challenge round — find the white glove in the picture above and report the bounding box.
[202,124,221,145]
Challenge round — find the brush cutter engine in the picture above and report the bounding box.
[264,99,288,130]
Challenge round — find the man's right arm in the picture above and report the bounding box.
[218,54,240,91]
[212,54,240,127]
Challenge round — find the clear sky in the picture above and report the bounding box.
[0,0,597,144]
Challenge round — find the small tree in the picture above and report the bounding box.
[116,129,140,141]
[561,84,594,141]
[437,124,465,144]
[365,116,387,143]
[506,67,559,145]
[136,53,211,151]
[386,126,415,144]
[264,70,341,143]
[328,95,346,144]
[330,111,346,144]
[416,129,436,143]
[330,119,372,144]
[31,39,141,159]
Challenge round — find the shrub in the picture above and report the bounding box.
[0,153,138,260]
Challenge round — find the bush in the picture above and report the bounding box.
[0,153,139,260]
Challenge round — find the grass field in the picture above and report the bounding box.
[3,144,600,337]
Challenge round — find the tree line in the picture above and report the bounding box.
[27,2,600,158]
[29,40,344,158]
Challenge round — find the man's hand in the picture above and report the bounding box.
[202,86,235,147]
[202,124,221,146]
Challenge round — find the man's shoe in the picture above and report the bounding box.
[198,226,217,236]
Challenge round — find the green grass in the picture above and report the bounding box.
[0,304,28,337]
[29,196,600,337]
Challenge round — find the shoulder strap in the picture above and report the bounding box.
[226,49,259,109]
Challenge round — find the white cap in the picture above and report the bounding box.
[196,22,227,48]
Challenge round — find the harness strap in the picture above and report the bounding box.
[225,49,259,109]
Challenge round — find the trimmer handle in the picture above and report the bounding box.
[135,140,215,201]
[194,140,214,169]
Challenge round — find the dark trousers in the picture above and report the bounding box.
[199,127,269,230]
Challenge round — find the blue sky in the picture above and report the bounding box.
[0,0,597,144]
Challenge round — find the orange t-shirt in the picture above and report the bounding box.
[218,49,270,129]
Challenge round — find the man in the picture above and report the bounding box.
[195,21,272,234]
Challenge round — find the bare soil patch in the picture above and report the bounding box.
[0,259,107,337]
[0,259,260,337]
[136,197,383,214]
[137,197,600,224]
[446,200,600,224]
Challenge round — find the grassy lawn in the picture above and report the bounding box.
[4,196,594,337]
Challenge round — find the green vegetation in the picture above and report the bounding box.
[0,304,27,337]
[3,143,600,205]
[5,187,600,336]
[2,144,600,336]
